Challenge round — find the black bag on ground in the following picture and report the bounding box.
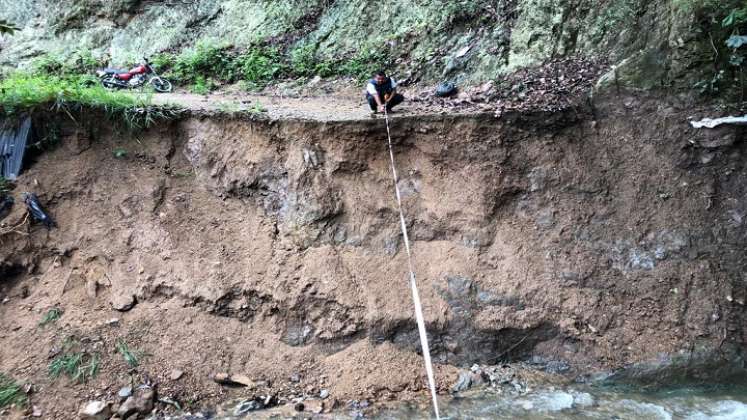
[23,192,55,229]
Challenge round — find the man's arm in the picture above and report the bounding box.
[384,79,398,103]
[367,82,384,108]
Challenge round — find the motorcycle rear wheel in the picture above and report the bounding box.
[151,77,173,93]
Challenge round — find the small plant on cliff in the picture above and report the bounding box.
[167,42,236,85]
[0,20,18,35]
[0,177,10,195]
[38,307,63,327]
[48,339,100,383]
[0,373,26,409]
[116,340,142,368]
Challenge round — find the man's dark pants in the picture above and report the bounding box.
[367,93,404,111]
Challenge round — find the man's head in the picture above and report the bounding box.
[374,70,387,84]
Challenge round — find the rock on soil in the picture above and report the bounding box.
[78,401,111,420]
[118,386,155,417]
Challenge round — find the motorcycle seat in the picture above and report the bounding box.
[102,68,129,74]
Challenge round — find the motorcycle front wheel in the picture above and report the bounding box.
[101,76,118,90]
[150,77,173,93]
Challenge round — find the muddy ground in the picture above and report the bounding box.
[0,92,745,418]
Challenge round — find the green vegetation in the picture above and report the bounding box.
[39,307,63,326]
[116,340,142,368]
[680,0,747,98]
[251,101,267,114]
[48,340,100,383]
[0,73,138,113]
[0,72,183,131]
[0,20,18,35]
[153,40,390,93]
[0,48,182,130]
[0,373,26,409]
[0,177,10,195]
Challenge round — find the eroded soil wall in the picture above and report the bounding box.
[0,98,745,416]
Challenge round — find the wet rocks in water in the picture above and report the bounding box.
[451,366,489,393]
[232,394,278,415]
[573,392,595,408]
[452,370,473,393]
[79,400,112,420]
[118,385,155,417]
[234,400,263,416]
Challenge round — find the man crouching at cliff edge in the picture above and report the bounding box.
[366,70,404,115]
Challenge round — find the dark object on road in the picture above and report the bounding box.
[435,82,457,97]
[0,195,13,220]
[23,193,55,229]
[0,116,32,180]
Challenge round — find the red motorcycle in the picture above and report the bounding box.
[96,57,172,93]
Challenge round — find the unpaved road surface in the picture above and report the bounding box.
[151,91,493,121]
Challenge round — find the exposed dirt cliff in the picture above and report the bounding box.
[0,94,745,417]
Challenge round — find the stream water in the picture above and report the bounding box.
[376,383,747,420]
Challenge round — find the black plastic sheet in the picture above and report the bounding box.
[0,116,31,180]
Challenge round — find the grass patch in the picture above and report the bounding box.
[0,373,26,409]
[48,349,99,383]
[0,73,143,113]
[0,73,184,131]
[38,307,63,327]
[116,340,142,368]
[48,353,99,382]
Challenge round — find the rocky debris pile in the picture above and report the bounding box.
[410,56,607,114]
[490,57,607,113]
[79,382,166,419]
[450,363,571,395]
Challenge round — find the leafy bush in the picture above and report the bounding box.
[190,76,214,94]
[0,20,19,35]
[154,40,390,88]
[168,42,236,85]
[673,0,747,98]
[339,48,390,81]
[235,47,285,86]
[29,50,107,77]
